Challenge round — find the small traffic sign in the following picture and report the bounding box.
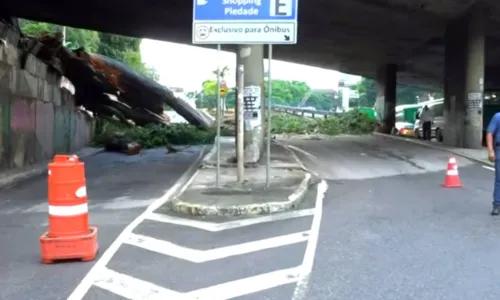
[220,80,228,96]
[192,0,298,45]
[220,87,228,96]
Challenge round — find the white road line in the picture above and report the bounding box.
[67,147,206,300]
[287,145,319,162]
[94,267,183,300]
[145,208,315,232]
[126,231,310,263]
[185,266,302,299]
[292,180,327,300]
[483,165,495,171]
[95,266,301,300]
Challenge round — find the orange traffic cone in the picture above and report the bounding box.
[39,155,98,264]
[442,156,462,188]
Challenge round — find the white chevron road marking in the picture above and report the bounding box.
[145,208,315,232]
[95,266,302,300]
[125,230,310,263]
[94,267,183,300]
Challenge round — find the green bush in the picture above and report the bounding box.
[271,108,376,135]
[93,119,233,148]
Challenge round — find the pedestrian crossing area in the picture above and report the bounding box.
[68,181,327,300]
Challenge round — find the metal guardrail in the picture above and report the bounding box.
[270,104,340,119]
[203,104,341,119]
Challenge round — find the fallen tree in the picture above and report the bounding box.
[7,18,213,129]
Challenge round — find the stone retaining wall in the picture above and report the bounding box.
[0,22,94,171]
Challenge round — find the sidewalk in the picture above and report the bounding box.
[0,147,103,189]
[373,132,491,166]
[163,136,313,217]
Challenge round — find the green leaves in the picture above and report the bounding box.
[19,20,159,82]
[198,78,338,111]
[202,80,218,96]
[93,120,232,148]
[271,109,376,135]
[20,20,100,53]
[353,78,444,108]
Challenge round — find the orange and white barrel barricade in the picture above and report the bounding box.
[39,154,98,264]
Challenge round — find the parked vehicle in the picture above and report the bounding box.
[393,108,417,136]
[394,121,415,136]
[414,99,444,142]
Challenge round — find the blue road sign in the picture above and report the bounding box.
[194,0,297,21]
[192,0,298,44]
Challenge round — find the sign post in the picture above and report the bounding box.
[266,44,272,188]
[236,65,245,183]
[215,45,221,188]
[192,0,298,186]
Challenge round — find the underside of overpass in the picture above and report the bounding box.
[4,0,500,90]
[4,0,500,150]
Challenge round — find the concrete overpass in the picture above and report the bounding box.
[4,0,499,148]
[5,0,499,88]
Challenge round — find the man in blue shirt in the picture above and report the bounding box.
[486,112,500,215]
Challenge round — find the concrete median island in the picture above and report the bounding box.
[160,137,314,217]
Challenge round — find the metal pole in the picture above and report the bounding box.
[266,45,273,188]
[216,44,221,188]
[236,65,245,183]
[62,26,66,44]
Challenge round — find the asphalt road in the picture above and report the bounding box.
[283,134,475,180]
[5,134,495,300]
[285,135,498,300]
[0,146,202,300]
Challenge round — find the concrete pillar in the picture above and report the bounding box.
[236,44,264,163]
[375,64,397,134]
[444,7,485,148]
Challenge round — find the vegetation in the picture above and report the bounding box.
[18,20,159,81]
[353,77,444,107]
[271,109,376,135]
[195,69,339,111]
[93,120,233,148]
[202,66,230,96]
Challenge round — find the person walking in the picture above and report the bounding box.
[487,112,500,215]
[420,105,433,141]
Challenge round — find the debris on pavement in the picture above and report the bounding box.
[103,132,142,155]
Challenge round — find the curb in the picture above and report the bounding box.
[148,145,209,214]
[273,140,311,172]
[170,172,313,217]
[169,141,314,217]
[201,142,260,169]
[201,143,217,166]
[372,132,493,167]
[0,148,105,189]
